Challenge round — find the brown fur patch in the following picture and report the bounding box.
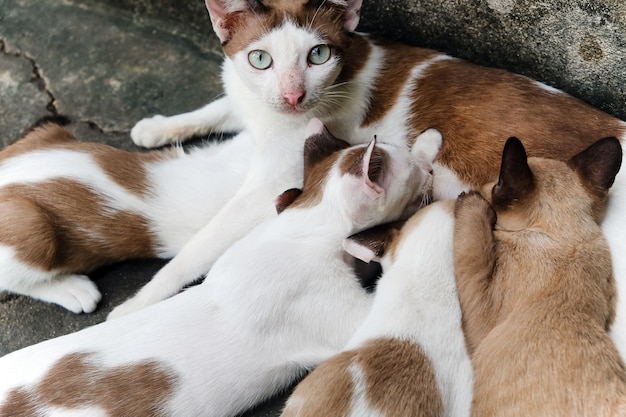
[284,337,443,416]
[282,351,355,417]
[397,54,626,188]
[0,179,157,272]
[1,352,178,417]
[222,0,351,58]
[2,122,174,196]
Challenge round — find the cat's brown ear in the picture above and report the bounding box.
[205,0,257,43]
[567,137,622,194]
[303,118,350,177]
[275,188,303,214]
[344,0,363,31]
[491,137,534,209]
[343,220,405,263]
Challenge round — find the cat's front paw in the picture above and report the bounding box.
[455,191,496,228]
[131,115,173,148]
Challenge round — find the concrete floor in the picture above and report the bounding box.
[0,0,287,415]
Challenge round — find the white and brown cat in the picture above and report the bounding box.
[454,137,624,416]
[117,0,626,359]
[281,199,473,417]
[0,119,439,417]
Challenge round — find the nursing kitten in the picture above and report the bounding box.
[454,137,624,416]
[0,119,438,417]
[117,0,626,360]
[281,200,472,417]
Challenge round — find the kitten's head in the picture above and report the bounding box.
[205,0,362,116]
[481,136,622,232]
[279,119,439,232]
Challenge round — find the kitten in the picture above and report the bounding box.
[281,200,473,417]
[0,119,438,417]
[453,137,625,416]
[0,116,256,313]
[117,0,626,361]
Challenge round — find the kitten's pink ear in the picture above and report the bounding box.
[205,0,250,43]
[343,221,405,263]
[492,137,534,209]
[348,138,386,198]
[567,137,622,195]
[275,188,303,214]
[344,0,363,32]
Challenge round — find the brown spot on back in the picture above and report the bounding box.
[405,58,626,188]
[358,337,443,416]
[283,351,356,417]
[1,352,178,417]
[363,40,440,126]
[0,179,157,273]
[1,121,175,196]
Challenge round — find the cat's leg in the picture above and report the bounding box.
[0,254,101,313]
[131,96,245,148]
[108,184,279,319]
[453,191,498,354]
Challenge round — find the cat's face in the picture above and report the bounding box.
[289,119,439,232]
[206,0,360,116]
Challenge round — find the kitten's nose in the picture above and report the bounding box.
[283,90,305,107]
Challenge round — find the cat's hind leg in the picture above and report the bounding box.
[0,197,101,313]
[131,96,244,148]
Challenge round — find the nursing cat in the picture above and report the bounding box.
[454,137,624,416]
[117,0,626,360]
[0,119,439,417]
[281,200,473,417]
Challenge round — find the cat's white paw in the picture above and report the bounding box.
[107,296,147,320]
[31,274,102,314]
[130,115,173,148]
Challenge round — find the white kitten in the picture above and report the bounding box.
[0,120,440,417]
[281,200,473,417]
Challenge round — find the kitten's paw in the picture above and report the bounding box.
[455,191,496,227]
[107,296,147,320]
[32,275,102,314]
[131,115,173,148]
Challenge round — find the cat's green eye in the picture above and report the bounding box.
[248,50,273,70]
[308,44,331,65]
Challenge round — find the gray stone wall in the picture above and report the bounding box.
[96,0,626,120]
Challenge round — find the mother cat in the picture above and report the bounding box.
[116,0,626,349]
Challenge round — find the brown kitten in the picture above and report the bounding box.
[454,136,625,416]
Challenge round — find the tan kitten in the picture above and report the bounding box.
[453,136,625,416]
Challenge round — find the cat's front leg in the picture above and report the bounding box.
[131,96,245,148]
[107,186,279,319]
[453,191,498,354]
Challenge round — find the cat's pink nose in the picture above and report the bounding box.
[283,90,305,107]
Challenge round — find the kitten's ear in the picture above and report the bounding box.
[205,0,253,43]
[343,0,363,32]
[303,118,350,176]
[567,137,622,194]
[275,188,303,214]
[347,138,387,198]
[343,221,405,263]
[491,137,534,209]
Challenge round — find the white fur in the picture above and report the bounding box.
[346,202,473,417]
[0,139,434,417]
